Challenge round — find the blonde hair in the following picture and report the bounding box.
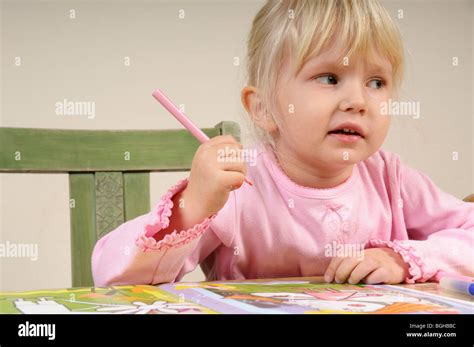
[244,0,405,147]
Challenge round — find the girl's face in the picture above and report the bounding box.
[272,44,393,173]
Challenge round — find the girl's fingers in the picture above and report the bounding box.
[201,142,247,174]
[217,171,246,191]
[220,162,247,176]
[334,257,363,284]
[347,259,379,284]
[216,150,248,172]
[362,267,389,284]
[324,256,345,283]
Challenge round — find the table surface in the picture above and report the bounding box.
[1,276,472,314]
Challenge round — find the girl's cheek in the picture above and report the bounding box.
[368,94,392,116]
[366,89,390,102]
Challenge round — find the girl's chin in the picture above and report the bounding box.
[324,149,365,165]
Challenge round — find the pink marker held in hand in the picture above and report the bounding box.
[152,89,253,187]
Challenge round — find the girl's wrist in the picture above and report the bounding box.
[152,187,211,242]
[176,187,215,226]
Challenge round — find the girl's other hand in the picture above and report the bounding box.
[323,247,410,284]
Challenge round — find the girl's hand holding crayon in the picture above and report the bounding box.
[324,248,410,285]
[154,135,247,242]
[184,135,248,218]
[151,89,251,242]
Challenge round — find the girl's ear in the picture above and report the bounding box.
[241,86,278,134]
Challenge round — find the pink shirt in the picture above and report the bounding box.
[92,144,474,286]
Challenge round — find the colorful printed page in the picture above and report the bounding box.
[1,278,472,314]
[160,278,473,314]
[0,285,216,314]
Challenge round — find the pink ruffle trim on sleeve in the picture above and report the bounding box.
[366,239,433,283]
[135,178,217,252]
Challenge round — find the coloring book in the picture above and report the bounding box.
[1,277,472,314]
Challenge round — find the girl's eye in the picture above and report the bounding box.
[368,79,386,89]
[313,74,387,90]
[314,74,338,85]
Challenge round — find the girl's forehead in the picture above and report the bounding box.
[287,46,393,78]
[309,52,391,72]
[278,43,393,84]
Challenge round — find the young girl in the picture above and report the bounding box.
[92,0,473,287]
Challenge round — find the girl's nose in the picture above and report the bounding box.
[339,83,367,114]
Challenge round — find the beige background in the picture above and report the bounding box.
[0,0,472,291]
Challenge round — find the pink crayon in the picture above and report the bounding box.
[152,89,253,186]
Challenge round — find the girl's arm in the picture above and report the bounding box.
[91,178,222,286]
[367,154,474,283]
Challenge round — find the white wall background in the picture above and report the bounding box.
[0,0,472,291]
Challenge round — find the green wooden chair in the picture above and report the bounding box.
[0,121,241,287]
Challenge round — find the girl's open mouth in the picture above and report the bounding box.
[327,129,364,143]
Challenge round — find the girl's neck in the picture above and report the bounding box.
[269,144,354,189]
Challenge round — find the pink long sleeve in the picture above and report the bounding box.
[91,179,222,286]
[366,155,474,283]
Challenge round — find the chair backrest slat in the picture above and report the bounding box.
[0,127,221,172]
[69,173,96,287]
[95,172,125,239]
[123,172,150,221]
